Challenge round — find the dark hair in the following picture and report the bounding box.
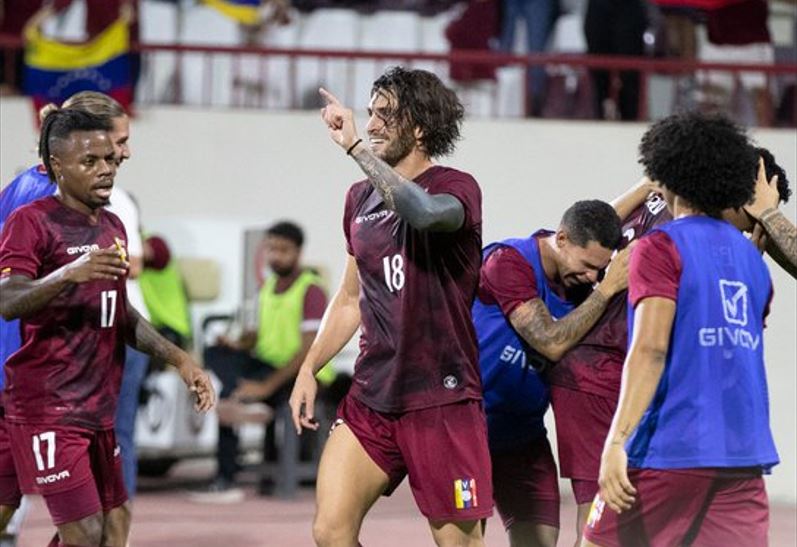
[371,66,464,158]
[266,221,304,248]
[38,109,112,182]
[561,200,622,249]
[639,112,757,217]
[757,147,791,204]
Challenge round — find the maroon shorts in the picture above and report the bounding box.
[337,394,494,522]
[7,422,128,525]
[0,413,22,507]
[550,386,616,504]
[583,468,769,547]
[491,435,560,530]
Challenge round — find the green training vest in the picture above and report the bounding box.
[139,261,193,340]
[254,270,335,385]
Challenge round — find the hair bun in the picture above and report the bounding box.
[38,103,60,124]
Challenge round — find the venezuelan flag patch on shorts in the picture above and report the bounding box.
[454,478,478,509]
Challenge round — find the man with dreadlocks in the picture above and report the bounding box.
[289,66,492,546]
[0,109,215,546]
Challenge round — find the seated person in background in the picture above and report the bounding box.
[199,221,334,501]
[472,200,628,547]
[139,234,193,353]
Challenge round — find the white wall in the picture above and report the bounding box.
[2,98,795,501]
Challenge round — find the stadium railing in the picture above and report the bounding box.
[2,37,796,126]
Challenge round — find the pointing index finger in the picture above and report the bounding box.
[319,87,341,106]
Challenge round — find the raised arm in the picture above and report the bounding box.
[290,254,361,433]
[125,302,215,412]
[508,247,631,363]
[0,247,127,320]
[598,296,675,514]
[744,159,797,278]
[610,177,655,221]
[319,88,464,233]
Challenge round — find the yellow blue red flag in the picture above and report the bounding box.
[23,17,132,112]
[203,0,261,25]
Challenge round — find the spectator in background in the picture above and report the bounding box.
[445,0,500,84]
[700,0,773,126]
[0,0,71,94]
[584,0,648,120]
[498,0,560,116]
[139,235,193,354]
[194,221,334,503]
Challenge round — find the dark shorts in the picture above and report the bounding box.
[336,394,494,522]
[0,412,22,507]
[550,386,616,504]
[583,468,768,547]
[491,435,560,530]
[7,423,128,525]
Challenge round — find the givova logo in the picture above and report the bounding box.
[698,279,760,351]
[67,244,99,255]
[36,469,70,485]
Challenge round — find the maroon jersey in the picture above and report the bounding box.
[0,197,128,429]
[547,194,672,398]
[344,166,483,413]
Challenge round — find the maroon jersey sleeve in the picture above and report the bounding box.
[629,231,682,308]
[478,246,539,316]
[343,185,357,256]
[0,208,46,278]
[427,169,482,230]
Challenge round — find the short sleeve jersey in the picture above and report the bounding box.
[0,165,56,387]
[0,197,129,429]
[343,166,483,413]
[547,194,672,398]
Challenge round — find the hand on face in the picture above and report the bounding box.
[744,157,780,220]
[319,88,359,150]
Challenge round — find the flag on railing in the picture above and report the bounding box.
[23,17,132,113]
[203,0,261,25]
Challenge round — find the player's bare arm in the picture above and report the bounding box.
[0,246,127,320]
[599,297,674,514]
[319,87,465,233]
[290,255,361,433]
[758,209,797,277]
[125,303,215,412]
[508,247,631,362]
[743,158,796,276]
[611,177,655,221]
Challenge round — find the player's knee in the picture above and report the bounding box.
[58,512,104,546]
[312,513,358,547]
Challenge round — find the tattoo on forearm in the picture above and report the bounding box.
[0,273,70,319]
[127,305,184,366]
[350,145,464,232]
[760,209,797,272]
[511,291,609,359]
[352,145,401,210]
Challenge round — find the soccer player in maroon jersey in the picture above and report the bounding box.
[0,109,215,546]
[546,179,671,546]
[289,67,492,546]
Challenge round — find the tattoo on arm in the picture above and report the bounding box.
[760,209,797,277]
[350,145,464,232]
[126,303,185,367]
[510,291,610,362]
[0,272,71,320]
